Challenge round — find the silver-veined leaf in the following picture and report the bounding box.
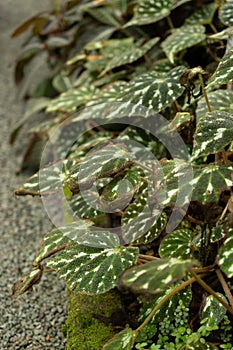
[159,229,193,259]
[119,66,186,111]
[201,293,227,327]
[196,90,233,120]
[69,193,102,219]
[12,267,43,299]
[219,0,233,26]
[190,165,233,203]
[103,328,135,350]
[169,112,191,131]
[184,3,217,25]
[121,258,199,294]
[33,222,139,294]
[14,159,77,196]
[161,25,206,63]
[207,48,233,88]
[218,228,233,278]
[192,111,233,159]
[101,37,159,75]
[46,85,97,113]
[125,0,191,27]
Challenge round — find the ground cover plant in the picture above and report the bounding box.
[11,0,233,348]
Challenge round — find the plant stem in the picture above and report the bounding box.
[166,15,174,29]
[135,276,198,335]
[216,268,233,310]
[190,269,233,315]
[198,72,211,112]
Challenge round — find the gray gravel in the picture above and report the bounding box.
[0,2,67,349]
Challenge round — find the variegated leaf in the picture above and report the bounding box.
[119,66,186,111]
[207,48,233,88]
[192,112,233,159]
[125,0,191,27]
[218,228,233,278]
[196,90,233,120]
[103,328,135,350]
[184,3,217,25]
[201,293,227,327]
[190,165,233,203]
[219,0,233,26]
[46,85,96,113]
[12,267,43,299]
[14,159,77,196]
[169,112,191,130]
[33,222,139,294]
[121,258,199,294]
[69,193,102,219]
[101,37,159,75]
[161,25,206,63]
[159,229,194,259]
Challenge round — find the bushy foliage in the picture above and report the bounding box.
[12,0,233,348]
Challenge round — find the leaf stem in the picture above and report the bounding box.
[216,268,233,310]
[190,269,233,315]
[198,72,211,112]
[135,276,198,335]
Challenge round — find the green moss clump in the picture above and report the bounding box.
[65,288,124,350]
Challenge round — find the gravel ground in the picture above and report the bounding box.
[0,2,67,349]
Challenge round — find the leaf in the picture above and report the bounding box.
[46,85,97,113]
[121,258,199,294]
[11,12,48,37]
[169,112,191,131]
[69,193,102,219]
[219,0,233,26]
[86,7,121,27]
[207,48,233,88]
[201,293,227,327]
[161,25,206,63]
[196,90,233,120]
[119,65,186,111]
[218,228,233,278]
[190,165,233,203]
[192,112,233,159]
[125,0,191,27]
[52,72,72,93]
[184,3,217,25]
[12,267,43,299]
[14,159,77,196]
[34,223,139,294]
[159,229,194,259]
[101,38,159,75]
[102,328,135,350]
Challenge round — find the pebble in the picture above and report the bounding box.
[0,1,67,349]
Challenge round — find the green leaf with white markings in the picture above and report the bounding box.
[201,293,227,327]
[14,159,77,196]
[162,25,206,63]
[12,267,43,299]
[69,193,102,219]
[101,37,159,75]
[121,258,199,294]
[33,222,139,294]
[196,90,233,120]
[184,3,217,25]
[46,85,96,113]
[218,228,233,278]
[219,1,233,26]
[125,0,191,27]
[119,66,186,111]
[191,165,233,203]
[192,112,233,159]
[159,229,194,259]
[207,48,233,88]
[103,328,135,350]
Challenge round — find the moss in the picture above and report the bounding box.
[65,288,124,350]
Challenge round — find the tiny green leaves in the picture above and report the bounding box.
[218,228,233,278]
[33,222,139,294]
[207,48,233,88]
[121,258,199,294]
[192,111,233,159]
[161,25,206,63]
[103,328,135,350]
